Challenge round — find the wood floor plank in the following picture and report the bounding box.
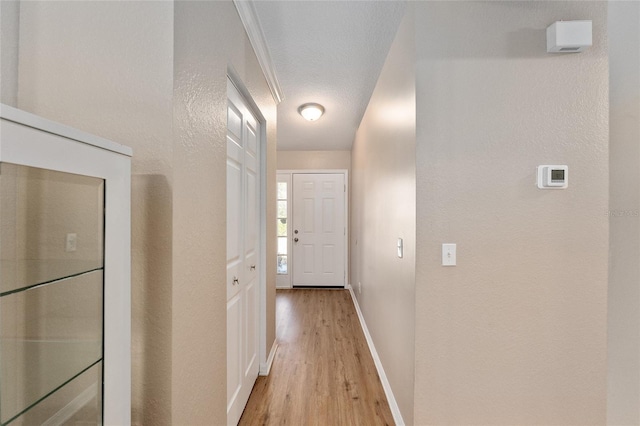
[239,289,394,426]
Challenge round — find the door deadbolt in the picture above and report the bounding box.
[294,229,299,234]
[250,265,256,271]
[233,277,239,285]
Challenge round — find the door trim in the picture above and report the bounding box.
[276,169,349,289]
[227,70,269,380]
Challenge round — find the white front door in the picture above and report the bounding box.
[226,78,260,425]
[292,173,345,287]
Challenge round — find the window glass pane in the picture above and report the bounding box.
[277,255,287,275]
[277,182,287,200]
[277,201,287,219]
[277,237,287,255]
[277,218,287,237]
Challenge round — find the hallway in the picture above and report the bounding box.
[239,290,394,426]
[0,1,625,423]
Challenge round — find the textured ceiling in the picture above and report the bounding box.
[253,1,406,151]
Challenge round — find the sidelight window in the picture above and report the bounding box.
[276,182,288,274]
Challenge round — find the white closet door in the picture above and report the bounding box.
[292,173,345,287]
[226,78,260,425]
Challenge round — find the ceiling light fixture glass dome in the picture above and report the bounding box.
[298,103,325,121]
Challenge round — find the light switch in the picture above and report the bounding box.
[442,243,456,266]
[397,238,404,258]
[66,233,77,252]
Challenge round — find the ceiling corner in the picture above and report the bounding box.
[233,0,285,105]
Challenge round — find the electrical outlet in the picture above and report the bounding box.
[66,233,77,252]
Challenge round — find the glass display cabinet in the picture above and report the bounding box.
[0,105,131,425]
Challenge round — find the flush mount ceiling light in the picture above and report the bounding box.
[298,103,325,121]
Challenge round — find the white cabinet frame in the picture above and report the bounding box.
[0,104,132,425]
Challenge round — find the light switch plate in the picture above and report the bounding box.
[66,233,77,252]
[442,243,456,266]
[397,238,403,258]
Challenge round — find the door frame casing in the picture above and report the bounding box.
[227,69,269,381]
[276,169,349,289]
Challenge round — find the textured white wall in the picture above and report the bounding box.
[0,0,20,105]
[16,3,174,423]
[608,2,640,424]
[173,2,277,423]
[351,11,415,424]
[277,150,351,171]
[414,2,608,424]
[12,1,277,424]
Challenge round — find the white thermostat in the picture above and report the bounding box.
[537,165,568,189]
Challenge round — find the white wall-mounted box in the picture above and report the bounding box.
[547,20,592,53]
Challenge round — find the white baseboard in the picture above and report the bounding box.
[347,285,405,426]
[260,340,278,376]
[43,383,97,426]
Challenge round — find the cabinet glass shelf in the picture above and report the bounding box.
[0,260,103,296]
[6,361,102,426]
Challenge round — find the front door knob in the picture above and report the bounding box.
[294,237,299,243]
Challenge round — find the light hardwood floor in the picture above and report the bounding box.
[239,289,394,426]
